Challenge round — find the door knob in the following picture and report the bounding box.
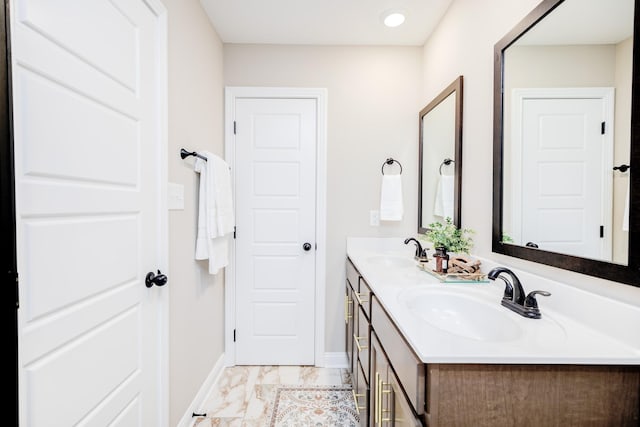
[303,242,312,251]
[145,270,168,288]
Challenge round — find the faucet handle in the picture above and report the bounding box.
[524,290,551,309]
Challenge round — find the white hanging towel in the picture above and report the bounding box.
[433,175,455,221]
[195,151,235,274]
[623,180,630,232]
[380,174,403,221]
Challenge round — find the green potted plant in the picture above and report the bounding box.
[425,217,474,253]
[424,218,474,272]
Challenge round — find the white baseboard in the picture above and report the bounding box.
[322,352,348,368]
[176,353,226,427]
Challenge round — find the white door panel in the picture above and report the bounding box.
[17,0,138,90]
[235,98,317,365]
[512,89,613,260]
[14,0,165,425]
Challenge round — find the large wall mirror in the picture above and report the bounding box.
[493,0,639,286]
[418,76,463,233]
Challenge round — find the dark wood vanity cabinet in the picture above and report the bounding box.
[346,257,640,426]
[346,259,421,426]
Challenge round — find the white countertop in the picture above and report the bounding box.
[347,237,640,365]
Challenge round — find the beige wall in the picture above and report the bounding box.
[422,0,640,303]
[224,44,422,352]
[162,0,225,424]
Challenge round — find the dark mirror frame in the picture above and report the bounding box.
[492,0,640,286]
[418,75,463,233]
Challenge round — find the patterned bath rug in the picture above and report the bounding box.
[267,385,359,427]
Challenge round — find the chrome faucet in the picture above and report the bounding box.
[488,267,551,319]
[404,237,428,261]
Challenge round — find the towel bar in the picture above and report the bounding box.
[180,148,207,161]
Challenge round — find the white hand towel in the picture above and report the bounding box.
[380,174,403,221]
[623,180,630,232]
[194,151,235,274]
[207,154,234,237]
[433,175,455,221]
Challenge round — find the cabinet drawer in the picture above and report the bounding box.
[346,258,360,289]
[372,296,425,415]
[356,305,370,380]
[354,361,369,426]
[357,278,372,320]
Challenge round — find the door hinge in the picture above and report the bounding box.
[12,271,19,309]
[233,121,236,135]
[233,226,236,239]
[600,225,604,238]
[233,329,236,342]
[601,122,606,135]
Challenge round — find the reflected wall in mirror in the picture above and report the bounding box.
[418,76,463,233]
[493,0,639,286]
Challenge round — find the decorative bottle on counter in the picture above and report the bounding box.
[434,246,449,273]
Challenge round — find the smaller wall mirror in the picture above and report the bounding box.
[418,76,464,233]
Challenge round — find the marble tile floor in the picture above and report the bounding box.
[193,366,352,427]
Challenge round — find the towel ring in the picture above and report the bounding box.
[381,158,403,175]
[439,158,454,175]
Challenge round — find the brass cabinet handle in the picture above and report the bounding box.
[344,295,353,323]
[353,334,368,352]
[351,389,360,415]
[355,292,368,305]
[351,389,366,415]
[380,381,392,423]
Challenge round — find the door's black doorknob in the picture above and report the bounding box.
[145,270,168,288]
[303,242,312,251]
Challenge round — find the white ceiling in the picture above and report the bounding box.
[199,0,454,46]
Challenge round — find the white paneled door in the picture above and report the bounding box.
[234,97,317,365]
[13,0,167,425]
[513,88,613,260]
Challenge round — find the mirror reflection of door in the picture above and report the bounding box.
[508,88,614,261]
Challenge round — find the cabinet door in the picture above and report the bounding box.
[351,293,361,376]
[388,369,422,427]
[371,333,390,427]
[345,282,355,372]
[371,333,422,427]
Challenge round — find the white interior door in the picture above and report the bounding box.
[512,89,613,260]
[234,97,317,365]
[13,0,167,425]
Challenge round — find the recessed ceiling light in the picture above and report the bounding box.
[383,11,405,28]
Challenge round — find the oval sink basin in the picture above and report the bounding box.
[366,256,415,269]
[400,288,522,342]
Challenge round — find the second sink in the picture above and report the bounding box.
[399,287,522,342]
